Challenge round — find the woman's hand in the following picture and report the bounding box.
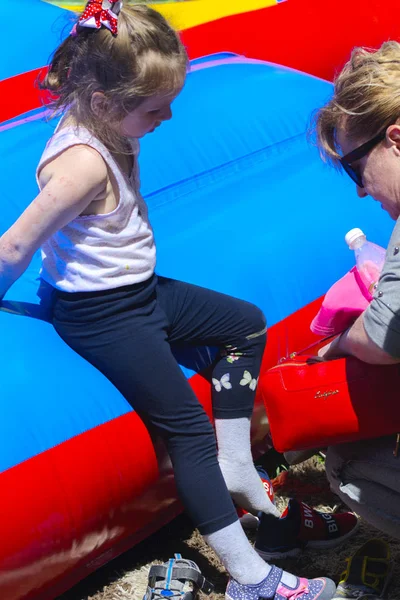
[318,331,349,360]
[318,315,400,364]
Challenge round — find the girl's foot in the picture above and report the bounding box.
[226,565,336,600]
[237,467,274,529]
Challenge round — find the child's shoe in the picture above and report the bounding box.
[255,499,358,560]
[237,466,275,529]
[143,554,214,600]
[332,539,392,599]
[226,565,336,600]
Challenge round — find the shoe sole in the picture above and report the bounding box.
[255,519,359,560]
[240,513,260,530]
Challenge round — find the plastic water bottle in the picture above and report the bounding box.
[345,228,386,295]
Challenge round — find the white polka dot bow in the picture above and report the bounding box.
[77,0,123,35]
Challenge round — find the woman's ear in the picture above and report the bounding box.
[91,91,108,117]
[387,124,400,153]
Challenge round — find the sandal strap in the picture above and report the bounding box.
[347,556,389,589]
[148,564,214,595]
[263,565,284,598]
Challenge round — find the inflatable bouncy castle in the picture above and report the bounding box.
[0,1,397,599]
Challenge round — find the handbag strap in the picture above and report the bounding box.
[279,332,339,363]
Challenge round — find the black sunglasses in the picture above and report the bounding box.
[340,129,387,188]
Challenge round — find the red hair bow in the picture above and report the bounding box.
[77,0,123,35]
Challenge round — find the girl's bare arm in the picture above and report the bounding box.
[0,146,108,298]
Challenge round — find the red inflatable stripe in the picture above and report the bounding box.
[0,68,47,123]
[0,410,163,600]
[2,0,399,123]
[181,0,400,82]
[0,368,216,600]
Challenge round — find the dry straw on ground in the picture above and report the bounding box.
[58,456,400,600]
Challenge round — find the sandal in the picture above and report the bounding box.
[333,539,392,599]
[143,553,214,600]
[226,565,336,600]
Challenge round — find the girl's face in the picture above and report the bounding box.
[119,90,182,139]
[337,126,400,221]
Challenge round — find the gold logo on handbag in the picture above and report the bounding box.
[314,389,339,399]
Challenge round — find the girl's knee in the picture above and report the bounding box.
[242,304,267,348]
[247,303,266,332]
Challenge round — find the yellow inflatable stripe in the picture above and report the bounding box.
[52,1,277,30]
[149,0,277,30]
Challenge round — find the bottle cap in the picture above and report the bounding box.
[345,228,366,248]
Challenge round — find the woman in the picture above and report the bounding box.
[314,40,400,539]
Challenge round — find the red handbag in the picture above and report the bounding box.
[259,353,400,453]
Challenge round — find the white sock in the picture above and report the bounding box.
[204,520,297,587]
[204,519,270,584]
[215,417,280,517]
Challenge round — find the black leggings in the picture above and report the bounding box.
[52,274,266,534]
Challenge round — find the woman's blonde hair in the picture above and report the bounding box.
[312,41,400,165]
[40,4,188,150]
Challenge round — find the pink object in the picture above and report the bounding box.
[357,259,382,295]
[310,267,372,336]
[276,579,309,599]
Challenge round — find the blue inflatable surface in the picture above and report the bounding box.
[0,51,393,473]
[1,0,71,80]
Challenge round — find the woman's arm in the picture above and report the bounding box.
[318,314,400,364]
[0,145,108,299]
[320,217,400,364]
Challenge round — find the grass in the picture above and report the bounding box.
[57,454,400,600]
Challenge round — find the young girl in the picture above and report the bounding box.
[0,3,335,599]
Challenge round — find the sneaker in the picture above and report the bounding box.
[255,498,358,560]
[332,539,392,599]
[226,565,336,600]
[143,554,214,600]
[237,466,275,530]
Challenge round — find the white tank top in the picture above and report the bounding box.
[36,125,156,292]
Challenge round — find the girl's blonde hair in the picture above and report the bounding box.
[40,4,188,150]
[312,41,400,165]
